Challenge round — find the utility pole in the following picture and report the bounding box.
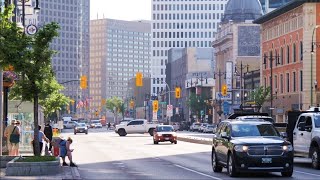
[213,69,226,122]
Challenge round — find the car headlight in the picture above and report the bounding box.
[282,145,293,152]
[234,145,249,152]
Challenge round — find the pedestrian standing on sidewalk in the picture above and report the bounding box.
[4,120,20,156]
[107,122,111,130]
[44,121,53,152]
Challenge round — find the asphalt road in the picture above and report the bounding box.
[61,127,320,180]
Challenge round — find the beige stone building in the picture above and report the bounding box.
[212,0,262,123]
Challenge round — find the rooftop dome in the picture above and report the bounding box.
[221,0,263,24]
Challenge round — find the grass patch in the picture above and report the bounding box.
[16,156,57,162]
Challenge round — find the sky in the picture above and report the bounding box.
[90,0,151,21]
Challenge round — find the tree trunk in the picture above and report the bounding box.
[33,92,40,156]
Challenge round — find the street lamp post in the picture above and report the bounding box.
[213,69,226,122]
[235,62,249,106]
[263,54,280,118]
[154,79,171,124]
[311,25,319,107]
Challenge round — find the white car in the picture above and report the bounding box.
[189,122,201,132]
[90,120,102,128]
[115,119,158,136]
[203,125,215,133]
[199,123,208,132]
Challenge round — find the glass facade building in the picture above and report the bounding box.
[38,0,90,115]
[151,0,228,95]
[90,19,151,110]
[259,0,293,13]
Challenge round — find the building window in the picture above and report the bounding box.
[280,47,284,65]
[280,74,284,93]
[286,73,290,93]
[300,70,303,91]
[293,43,296,62]
[286,45,290,64]
[293,72,296,92]
[300,41,303,61]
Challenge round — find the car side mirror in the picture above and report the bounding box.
[221,132,230,140]
[280,132,287,139]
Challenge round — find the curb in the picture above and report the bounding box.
[177,136,211,145]
[71,167,82,179]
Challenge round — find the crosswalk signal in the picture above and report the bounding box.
[175,87,181,98]
[136,72,143,87]
[221,84,227,96]
[80,75,87,89]
[153,100,159,112]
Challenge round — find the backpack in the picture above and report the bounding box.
[9,127,20,144]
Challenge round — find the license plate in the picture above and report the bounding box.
[262,158,272,163]
[165,138,169,140]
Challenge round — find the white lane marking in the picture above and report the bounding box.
[174,164,222,180]
[294,170,320,177]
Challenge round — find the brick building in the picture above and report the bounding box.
[254,0,320,122]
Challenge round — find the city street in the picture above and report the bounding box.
[61,128,320,180]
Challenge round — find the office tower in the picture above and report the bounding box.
[38,0,90,115]
[90,19,151,110]
[151,0,229,96]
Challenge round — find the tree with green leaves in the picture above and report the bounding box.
[186,92,208,121]
[249,86,271,111]
[1,5,60,155]
[38,80,70,121]
[105,97,125,124]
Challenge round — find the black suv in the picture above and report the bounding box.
[211,119,293,177]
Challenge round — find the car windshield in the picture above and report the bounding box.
[315,115,320,128]
[77,123,86,127]
[92,120,100,123]
[157,126,174,132]
[207,125,214,128]
[232,124,279,137]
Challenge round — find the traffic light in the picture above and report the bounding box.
[221,84,227,96]
[136,72,143,87]
[80,75,87,89]
[175,87,181,99]
[130,100,135,109]
[153,100,159,112]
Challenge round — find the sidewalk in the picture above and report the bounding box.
[0,165,81,180]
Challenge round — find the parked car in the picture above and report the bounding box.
[90,120,102,128]
[63,121,76,129]
[153,125,177,144]
[203,124,215,133]
[199,123,208,132]
[189,122,201,132]
[211,119,293,177]
[74,123,88,135]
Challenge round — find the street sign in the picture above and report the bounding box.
[153,112,157,120]
[223,101,230,115]
[167,105,173,117]
[216,92,232,100]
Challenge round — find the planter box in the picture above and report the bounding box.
[0,156,16,168]
[6,157,61,176]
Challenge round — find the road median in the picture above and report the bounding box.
[177,136,211,145]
